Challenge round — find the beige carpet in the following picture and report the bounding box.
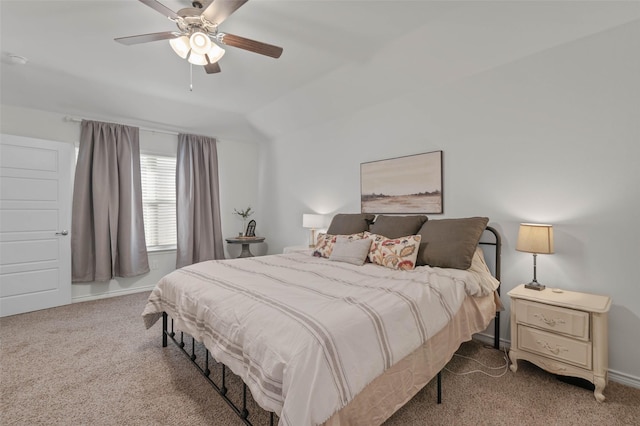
[1,292,638,425]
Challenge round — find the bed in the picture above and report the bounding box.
[142,215,501,426]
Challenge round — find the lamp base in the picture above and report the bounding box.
[308,228,317,248]
[525,282,546,291]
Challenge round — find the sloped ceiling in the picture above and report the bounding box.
[1,0,639,142]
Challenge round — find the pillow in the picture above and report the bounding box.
[415,217,489,269]
[369,215,428,239]
[329,237,372,266]
[313,233,364,258]
[365,232,421,270]
[326,213,375,235]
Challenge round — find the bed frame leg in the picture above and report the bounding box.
[242,383,249,419]
[494,311,501,349]
[270,412,274,426]
[162,312,168,347]
[437,371,442,404]
[221,365,228,395]
[204,350,210,376]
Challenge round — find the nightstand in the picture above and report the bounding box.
[283,245,313,254]
[508,284,611,402]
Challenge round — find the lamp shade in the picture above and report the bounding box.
[187,51,208,66]
[206,43,226,63]
[169,36,190,59]
[303,214,324,229]
[516,223,554,254]
[189,31,212,55]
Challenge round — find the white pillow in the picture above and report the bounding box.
[329,237,372,265]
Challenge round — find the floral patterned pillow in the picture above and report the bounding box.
[364,232,422,270]
[313,233,365,258]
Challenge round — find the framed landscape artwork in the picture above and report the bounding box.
[360,150,443,214]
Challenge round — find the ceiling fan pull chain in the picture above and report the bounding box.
[190,63,193,91]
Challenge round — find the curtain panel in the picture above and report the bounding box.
[71,120,149,282]
[176,134,224,268]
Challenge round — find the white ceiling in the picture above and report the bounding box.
[2,0,639,142]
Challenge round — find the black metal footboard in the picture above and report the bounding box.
[162,312,277,426]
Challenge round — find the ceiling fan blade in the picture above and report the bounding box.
[115,31,180,45]
[219,33,283,58]
[204,61,221,74]
[202,0,248,25]
[138,0,181,20]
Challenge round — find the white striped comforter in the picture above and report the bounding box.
[142,252,495,426]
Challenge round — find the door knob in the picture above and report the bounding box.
[56,230,69,236]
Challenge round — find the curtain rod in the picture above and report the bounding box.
[64,116,179,136]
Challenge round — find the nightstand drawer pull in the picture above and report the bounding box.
[537,339,568,355]
[533,313,566,328]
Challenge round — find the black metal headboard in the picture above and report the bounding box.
[479,226,501,349]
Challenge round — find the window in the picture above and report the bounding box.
[140,154,177,249]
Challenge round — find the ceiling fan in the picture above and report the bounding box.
[115,0,283,74]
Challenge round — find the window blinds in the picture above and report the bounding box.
[140,154,177,249]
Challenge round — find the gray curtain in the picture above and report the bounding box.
[71,120,149,282]
[176,134,224,268]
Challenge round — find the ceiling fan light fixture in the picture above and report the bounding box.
[206,43,226,63]
[169,36,190,59]
[189,31,212,55]
[187,51,208,66]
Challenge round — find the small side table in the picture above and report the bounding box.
[225,237,265,258]
[508,284,611,402]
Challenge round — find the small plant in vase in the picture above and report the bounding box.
[233,206,254,236]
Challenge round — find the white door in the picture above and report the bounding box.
[0,134,74,317]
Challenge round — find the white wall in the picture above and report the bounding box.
[0,105,262,300]
[256,21,640,384]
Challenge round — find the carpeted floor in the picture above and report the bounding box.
[1,292,638,425]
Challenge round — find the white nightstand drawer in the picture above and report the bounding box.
[518,325,592,369]
[516,299,589,340]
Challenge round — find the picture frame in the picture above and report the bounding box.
[245,219,256,237]
[360,150,443,214]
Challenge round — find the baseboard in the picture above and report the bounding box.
[608,369,640,389]
[72,285,155,303]
[473,331,509,349]
[472,333,640,389]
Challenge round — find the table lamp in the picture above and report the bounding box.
[303,214,324,248]
[516,223,554,291]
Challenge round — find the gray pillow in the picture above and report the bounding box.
[416,217,489,269]
[369,215,428,239]
[329,237,372,266]
[327,213,375,235]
